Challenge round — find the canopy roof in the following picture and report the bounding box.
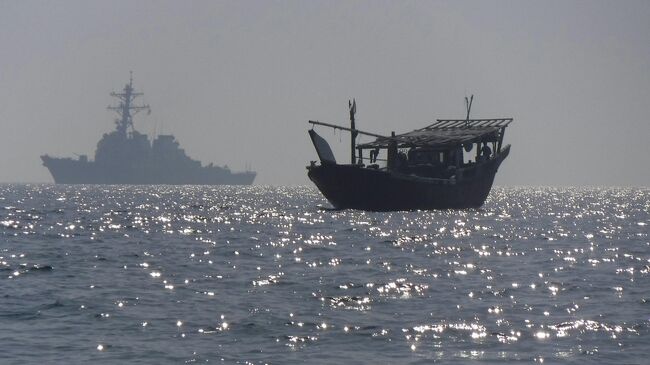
[357,118,513,149]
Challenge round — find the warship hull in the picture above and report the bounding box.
[42,156,255,185]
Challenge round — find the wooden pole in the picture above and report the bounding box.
[350,99,357,164]
[308,120,388,139]
[465,94,473,127]
[387,131,397,170]
[497,127,505,153]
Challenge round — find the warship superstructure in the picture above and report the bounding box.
[41,75,256,185]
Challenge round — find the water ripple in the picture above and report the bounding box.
[0,184,648,363]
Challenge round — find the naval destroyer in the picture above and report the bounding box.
[41,75,256,185]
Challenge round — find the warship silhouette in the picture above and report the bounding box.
[41,74,256,185]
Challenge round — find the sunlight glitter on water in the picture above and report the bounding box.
[0,185,648,363]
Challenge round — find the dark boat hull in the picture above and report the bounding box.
[41,156,256,185]
[308,147,509,211]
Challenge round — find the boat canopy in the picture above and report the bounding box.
[357,118,513,149]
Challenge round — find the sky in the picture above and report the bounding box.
[1,0,649,186]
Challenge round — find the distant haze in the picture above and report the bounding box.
[1,0,649,186]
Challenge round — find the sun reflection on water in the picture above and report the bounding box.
[0,185,648,363]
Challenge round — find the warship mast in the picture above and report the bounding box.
[107,71,151,137]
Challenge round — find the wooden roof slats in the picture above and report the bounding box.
[356,117,512,149]
[434,120,456,128]
[358,130,499,148]
[428,118,512,129]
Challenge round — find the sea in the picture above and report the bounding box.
[1,185,648,364]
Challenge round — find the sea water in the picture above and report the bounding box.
[1,185,648,364]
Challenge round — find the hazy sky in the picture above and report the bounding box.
[1,0,649,186]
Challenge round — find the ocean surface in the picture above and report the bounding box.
[1,185,648,364]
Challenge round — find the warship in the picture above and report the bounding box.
[41,74,256,185]
[307,97,512,211]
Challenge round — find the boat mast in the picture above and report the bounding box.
[108,71,151,137]
[349,99,357,164]
[465,94,473,127]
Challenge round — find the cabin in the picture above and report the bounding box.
[354,118,512,178]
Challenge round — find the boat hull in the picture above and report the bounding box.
[41,156,256,185]
[308,147,509,211]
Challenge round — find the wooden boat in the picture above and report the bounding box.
[306,97,513,211]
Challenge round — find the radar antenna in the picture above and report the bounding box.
[107,71,151,137]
